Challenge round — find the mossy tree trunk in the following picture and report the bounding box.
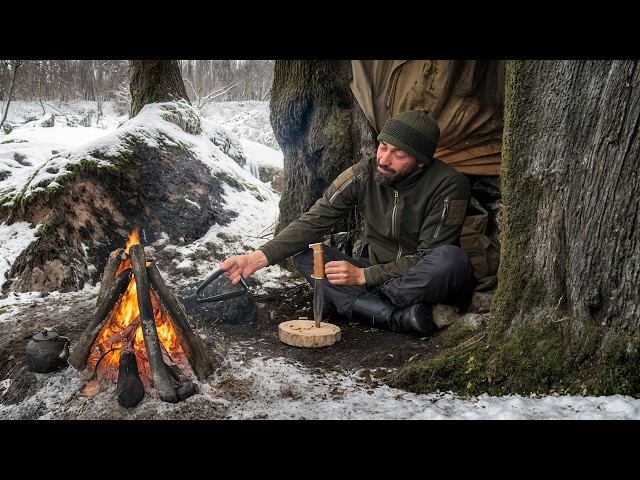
[483,60,640,395]
[129,60,190,118]
[269,60,376,254]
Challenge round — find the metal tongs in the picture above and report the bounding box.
[180,268,248,312]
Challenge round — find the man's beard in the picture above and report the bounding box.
[374,165,414,186]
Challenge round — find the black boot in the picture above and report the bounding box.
[351,293,437,336]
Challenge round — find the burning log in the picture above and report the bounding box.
[97,248,125,307]
[68,268,132,370]
[147,262,214,379]
[130,244,178,403]
[102,317,141,350]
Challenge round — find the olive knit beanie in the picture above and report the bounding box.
[377,110,440,164]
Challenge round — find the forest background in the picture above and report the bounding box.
[0,60,274,129]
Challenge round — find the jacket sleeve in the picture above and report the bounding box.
[258,167,358,266]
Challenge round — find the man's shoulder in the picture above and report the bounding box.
[431,157,469,179]
[333,156,374,186]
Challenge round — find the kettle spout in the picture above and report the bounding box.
[58,338,70,362]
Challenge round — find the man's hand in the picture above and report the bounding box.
[220,250,269,284]
[324,260,366,286]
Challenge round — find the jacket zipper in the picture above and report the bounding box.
[392,190,402,259]
[434,196,450,239]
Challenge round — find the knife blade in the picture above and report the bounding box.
[309,243,325,328]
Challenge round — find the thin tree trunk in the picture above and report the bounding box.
[0,60,23,131]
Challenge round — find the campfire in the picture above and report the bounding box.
[68,229,215,408]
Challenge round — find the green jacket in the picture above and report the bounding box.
[259,155,470,286]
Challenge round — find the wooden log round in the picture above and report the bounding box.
[278,318,341,348]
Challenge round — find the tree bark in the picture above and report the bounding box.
[496,60,640,329]
[269,60,376,255]
[129,60,190,118]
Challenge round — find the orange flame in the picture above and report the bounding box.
[87,228,185,385]
[125,228,140,254]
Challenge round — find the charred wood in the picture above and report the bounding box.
[102,316,141,350]
[166,364,197,400]
[147,262,215,379]
[68,268,132,370]
[116,349,145,408]
[160,341,197,400]
[96,248,125,307]
[129,244,178,403]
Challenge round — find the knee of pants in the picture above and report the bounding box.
[436,244,470,268]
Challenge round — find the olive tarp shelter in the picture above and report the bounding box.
[349,60,504,177]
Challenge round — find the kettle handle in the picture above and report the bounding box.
[195,268,249,303]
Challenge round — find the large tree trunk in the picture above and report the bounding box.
[129,60,190,118]
[379,60,640,397]
[497,60,640,329]
[474,60,640,396]
[269,60,376,255]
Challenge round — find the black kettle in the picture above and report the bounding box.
[25,328,71,373]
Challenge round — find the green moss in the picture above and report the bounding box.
[492,60,551,325]
[386,316,611,397]
[35,223,54,237]
[491,177,546,324]
[591,334,640,396]
[218,171,245,192]
[189,249,213,262]
[436,321,481,349]
[41,115,55,128]
[388,352,471,394]
[69,158,119,176]
[2,154,124,221]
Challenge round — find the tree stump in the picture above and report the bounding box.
[278,317,341,348]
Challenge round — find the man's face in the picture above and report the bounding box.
[374,141,424,186]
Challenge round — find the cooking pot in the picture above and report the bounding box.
[25,328,71,373]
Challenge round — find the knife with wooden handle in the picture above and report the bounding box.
[309,243,325,328]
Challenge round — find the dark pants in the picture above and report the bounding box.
[292,244,476,320]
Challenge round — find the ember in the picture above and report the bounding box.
[68,229,215,407]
